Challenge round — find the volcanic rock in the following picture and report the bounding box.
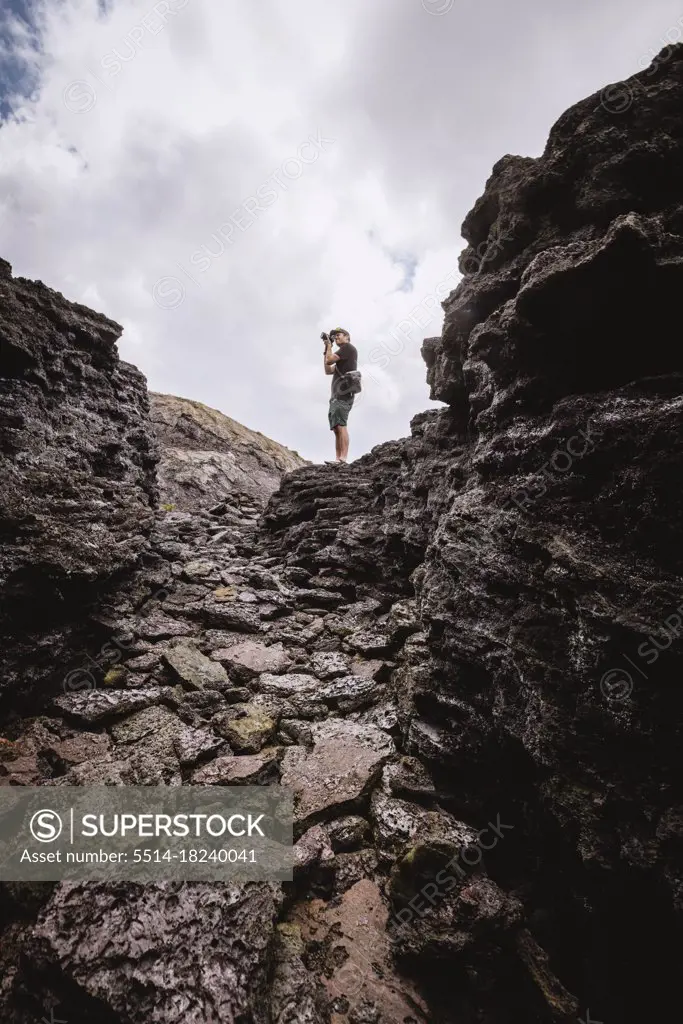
[150,392,307,511]
[0,261,158,703]
[162,643,229,690]
[280,720,395,830]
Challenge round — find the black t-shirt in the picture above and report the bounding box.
[335,342,358,375]
[331,342,358,398]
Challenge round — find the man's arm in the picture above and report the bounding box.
[324,342,339,375]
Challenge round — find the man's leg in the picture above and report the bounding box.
[333,426,343,461]
[338,426,349,462]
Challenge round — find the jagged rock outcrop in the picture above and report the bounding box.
[150,392,307,511]
[263,408,460,594]
[1,45,682,1024]
[0,258,158,703]
[265,48,683,1022]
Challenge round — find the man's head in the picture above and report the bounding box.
[330,328,350,346]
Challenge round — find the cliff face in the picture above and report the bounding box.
[1,46,682,1024]
[265,48,683,1022]
[150,392,308,511]
[0,259,158,703]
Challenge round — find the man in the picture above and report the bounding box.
[323,328,358,464]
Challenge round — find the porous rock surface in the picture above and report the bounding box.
[265,48,683,1022]
[0,258,158,703]
[2,47,683,1024]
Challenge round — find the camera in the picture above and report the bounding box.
[321,332,330,343]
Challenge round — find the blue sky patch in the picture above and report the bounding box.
[0,0,40,121]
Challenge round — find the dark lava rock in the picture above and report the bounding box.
[28,880,283,1024]
[0,260,158,704]
[264,48,683,1024]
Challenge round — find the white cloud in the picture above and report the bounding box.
[0,0,680,463]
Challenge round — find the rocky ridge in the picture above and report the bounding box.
[150,392,308,512]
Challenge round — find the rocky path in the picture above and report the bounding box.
[0,483,562,1024]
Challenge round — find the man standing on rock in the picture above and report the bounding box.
[322,328,359,464]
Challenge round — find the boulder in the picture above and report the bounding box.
[53,688,164,725]
[29,881,283,1023]
[191,748,280,785]
[289,880,429,1022]
[213,706,277,753]
[214,640,292,680]
[163,644,229,691]
[280,720,395,830]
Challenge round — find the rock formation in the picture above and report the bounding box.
[0,258,158,706]
[265,47,683,1022]
[150,392,307,511]
[1,45,682,1024]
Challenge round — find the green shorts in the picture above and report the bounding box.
[328,396,354,430]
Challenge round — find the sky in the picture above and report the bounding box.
[0,0,681,463]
